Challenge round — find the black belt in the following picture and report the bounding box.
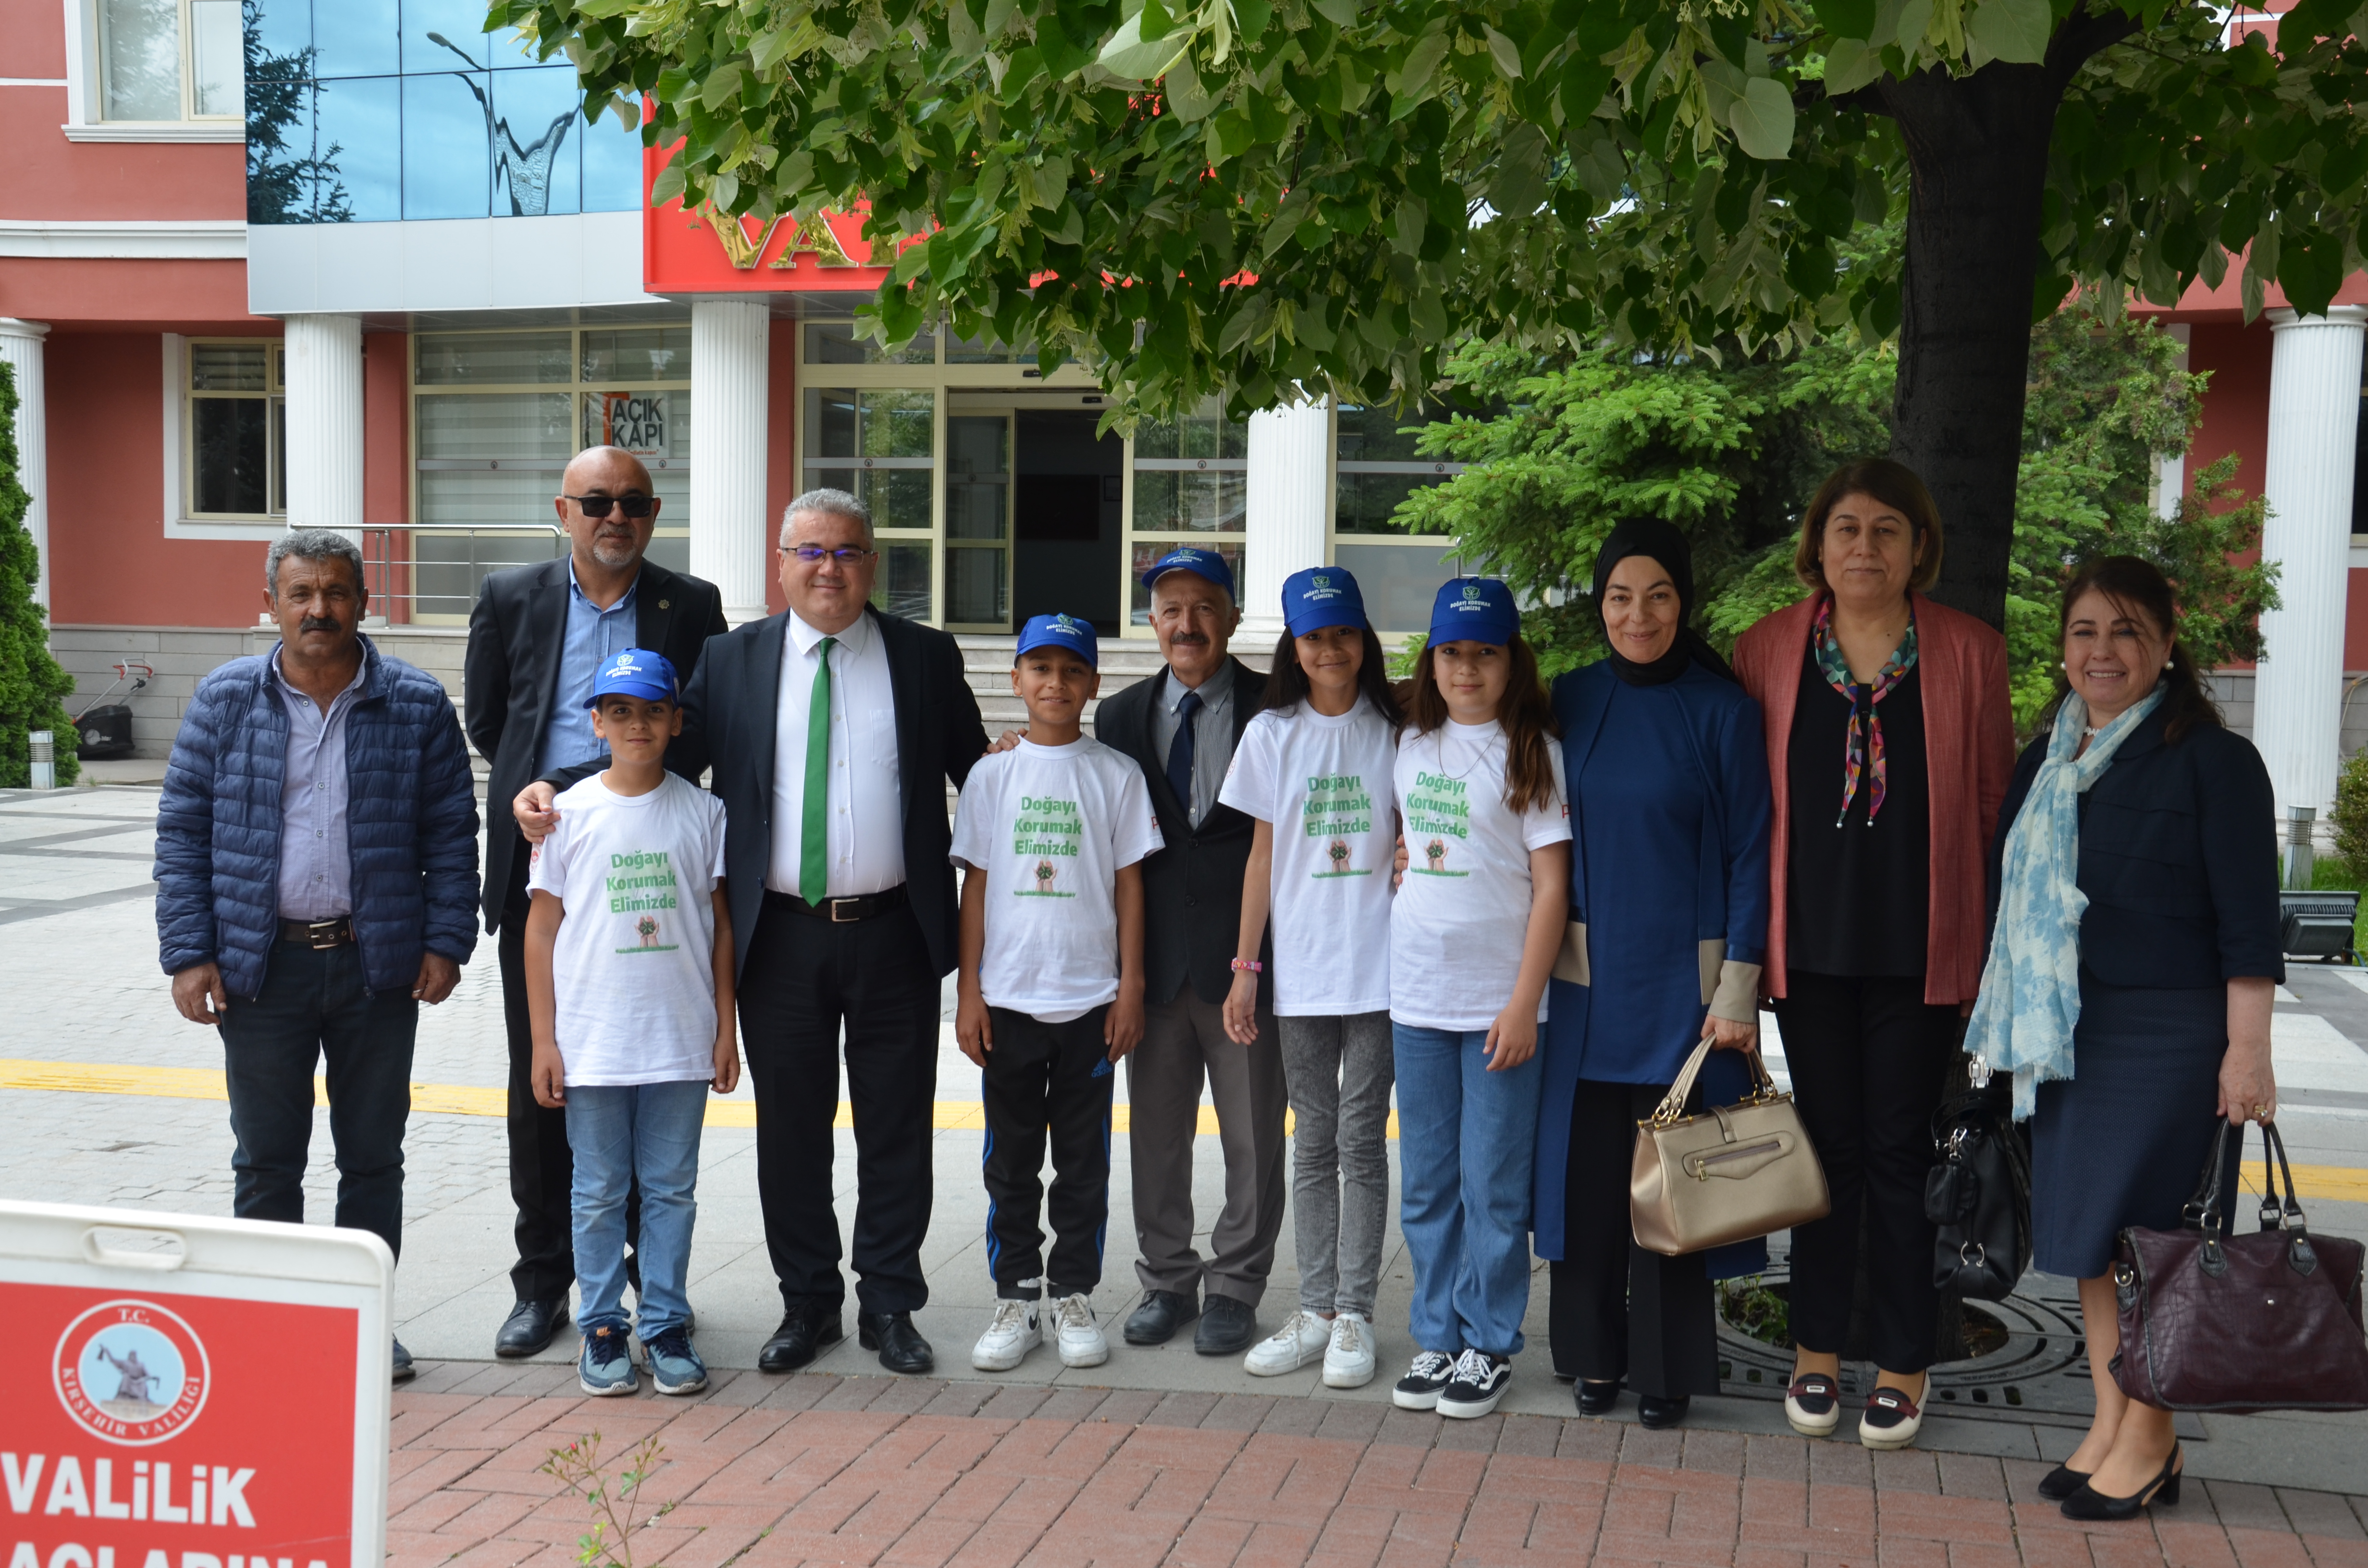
[280,916,355,948]
[765,885,908,923]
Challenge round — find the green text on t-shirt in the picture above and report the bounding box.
[1303,772,1373,877]
[607,849,684,948]
[1405,771,1472,877]
[1012,795,1082,896]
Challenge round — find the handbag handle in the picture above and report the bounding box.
[2184,1116,2318,1279]
[1645,1036,1778,1127]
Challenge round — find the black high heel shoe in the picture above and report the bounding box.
[2060,1445,2182,1520]
[2035,1465,2092,1503]
[1575,1379,1622,1417]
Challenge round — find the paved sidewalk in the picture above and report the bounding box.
[390,1365,2368,1568]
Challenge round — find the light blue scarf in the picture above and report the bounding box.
[1965,686,2166,1118]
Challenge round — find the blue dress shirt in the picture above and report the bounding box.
[537,562,641,777]
[272,645,369,920]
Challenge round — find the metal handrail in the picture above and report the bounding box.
[359,522,569,621]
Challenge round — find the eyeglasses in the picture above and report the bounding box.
[563,494,656,518]
[780,545,879,564]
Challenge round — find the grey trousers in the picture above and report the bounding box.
[1127,989,1289,1305]
[1277,1011,1395,1318]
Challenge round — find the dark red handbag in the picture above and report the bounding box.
[2110,1119,2368,1413]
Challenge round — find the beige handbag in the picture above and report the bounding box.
[1630,1037,1830,1256]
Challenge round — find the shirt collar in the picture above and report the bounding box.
[270,642,369,706]
[567,558,641,612]
[1162,660,1231,713]
[789,608,872,659]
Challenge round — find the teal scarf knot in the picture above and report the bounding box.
[1965,687,2166,1119]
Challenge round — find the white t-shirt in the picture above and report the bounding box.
[1389,720,1572,1031]
[1218,697,1397,1016]
[527,772,729,1086]
[949,735,1165,1023]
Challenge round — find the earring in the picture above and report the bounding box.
[2165,658,2175,669]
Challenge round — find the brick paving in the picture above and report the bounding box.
[387,1365,2368,1568]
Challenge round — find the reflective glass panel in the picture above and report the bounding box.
[1133,398,1245,460]
[802,321,935,365]
[272,397,288,513]
[415,332,572,385]
[946,417,1008,541]
[492,64,581,216]
[1335,472,1450,536]
[247,0,309,63]
[1332,542,1463,632]
[581,328,691,384]
[191,343,268,391]
[415,392,574,458]
[100,0,181,120]
[399,0,493,73]
[191,0,243,117]
[583,101,645,213]
[1131,470,1245,533]
[579,391,677,462]
[804,468,932,533]
[409,527,563,615]
[947,548,1007,625]
[403,71,492,219]
[312,0,398,77]
[805,389,933,458]
[1130,541,1243,626]
[192,399,270,514]
[871,544,933,622]
[306,75,401,222]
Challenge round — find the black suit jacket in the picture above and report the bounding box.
[1095,656,1272,1008]
[464,555,729,931]
[548,606,987,983]
[1987,705,2284,989]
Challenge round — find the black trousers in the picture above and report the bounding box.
[1770,970,1958,1372]
[738,891,940,1315]
[1548,1078,1717,1397]
[979,1005,1116,1300]
[499,842,636,1303]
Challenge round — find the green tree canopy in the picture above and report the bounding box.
[0,363,77,789]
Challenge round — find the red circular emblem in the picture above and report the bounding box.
[53,1299,211,1445]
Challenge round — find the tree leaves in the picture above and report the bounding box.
[1727,78,1798,161]
[1965,0,2050,66]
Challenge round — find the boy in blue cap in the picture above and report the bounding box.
[950,613,1163,1373]
[525,647,739,1397]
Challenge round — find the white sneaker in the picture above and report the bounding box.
[971,1298,1040,1372]
[1244,1311,1332,1377]
[1322,1311,1378,1389]
[1050,1293,1108,1367]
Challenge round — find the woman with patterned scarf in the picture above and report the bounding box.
[1730,459,2015,1451]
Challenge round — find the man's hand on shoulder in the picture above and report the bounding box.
[514,780,560,843]
[172,963,227,1026]
[413,952,460,1005]
[986,728,1024,756]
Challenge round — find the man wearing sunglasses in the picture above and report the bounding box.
[464,443,730,1360]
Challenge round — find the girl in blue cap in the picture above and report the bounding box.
[1218,565,1405,1389]
[1388,577,1571,1419]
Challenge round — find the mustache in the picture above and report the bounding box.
[299,615,343,634]
[1168,630,1209,645]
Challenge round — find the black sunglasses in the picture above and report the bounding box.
[564,493,656,518]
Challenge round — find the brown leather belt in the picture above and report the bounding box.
[765,885,909,923]
[280,916,355,948]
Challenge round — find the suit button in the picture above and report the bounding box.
[1185,896,1197,908]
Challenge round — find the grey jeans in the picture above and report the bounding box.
[1277,1010,1395,1317]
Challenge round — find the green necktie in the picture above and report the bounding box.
[799,636,837,904]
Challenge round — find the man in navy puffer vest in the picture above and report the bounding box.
[156,529,480,1383]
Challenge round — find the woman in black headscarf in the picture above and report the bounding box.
[1533,520,1774,1428]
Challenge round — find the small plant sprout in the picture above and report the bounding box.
[541,1432,685,1568]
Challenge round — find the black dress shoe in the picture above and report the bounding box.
[494,1298,569,1359]
[2036,1464,2092,1502]
[1122,1288,1200,1346]
[2060,1446,2182,1521]
[1637,1394,1690,1430]
[1194,1296,1257,1355]
[758,1305,844,1373]
[1575,1379,1622,1417]
[858,1310,935,1374]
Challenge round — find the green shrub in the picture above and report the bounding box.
[0,361,76,789]
[2334,748,2368,883]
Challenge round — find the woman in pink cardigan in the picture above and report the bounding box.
[1730,459,2015,1452]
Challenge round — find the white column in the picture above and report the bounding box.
[2254,305,2368,818]
[0,320,51,609]
[690,298,772,625]
[1238,396,1331,640]
[282,313,365,537]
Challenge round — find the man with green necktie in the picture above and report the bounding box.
[515,487,987,1376]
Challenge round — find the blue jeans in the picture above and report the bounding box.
[219,940,418,1262]
[567,1080,709,1336]
[1392,1022,1541,1357]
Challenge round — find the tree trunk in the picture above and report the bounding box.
[1873,12,2133,631]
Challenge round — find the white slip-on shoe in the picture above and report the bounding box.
[1859,1385,1925,1450]
[1785,1372,1843,1437]
[1051,1293,1109,1368]
[970,1298,1040,1372]
[1244,1310,1332,1377]
[1322,1311,1377,1389]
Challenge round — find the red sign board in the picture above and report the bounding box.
[642,139,889,295]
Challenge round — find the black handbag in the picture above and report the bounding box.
[1925,1072,2032,1301]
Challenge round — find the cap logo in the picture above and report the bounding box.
[1462,582,1482,602]
[1313,575,1331,589]
[1054,613,1080,632]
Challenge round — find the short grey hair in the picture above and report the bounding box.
[780,487,874,548]
[266,528,366,595]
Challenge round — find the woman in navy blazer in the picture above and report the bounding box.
[1980,557,2280,1520]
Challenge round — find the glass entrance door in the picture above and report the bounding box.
[944,413,1012,631]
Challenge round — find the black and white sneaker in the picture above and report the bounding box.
[1393,1349,1457,1410]
[1437,1349,1512,1419]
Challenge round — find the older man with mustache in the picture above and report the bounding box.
[465,445,729,1359]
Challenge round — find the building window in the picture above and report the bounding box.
[404,325,691,622]
[102,0,243,121]
[1332,402,1472,633]
[188,341,286,519]
[1131,397,1248,626]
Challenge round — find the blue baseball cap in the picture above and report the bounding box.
[1282,566,1369,639]
[1016,612,1098,668]
[1140,545,1235,599]
[586,647,678,706]
[1428,577,1520,648]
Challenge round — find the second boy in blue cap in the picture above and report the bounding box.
[950,613,1163,1373]
[524,647,739,1398]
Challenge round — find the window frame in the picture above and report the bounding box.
[183,336,287,525]
[79,0,244,133]
[1329,402,1473,636]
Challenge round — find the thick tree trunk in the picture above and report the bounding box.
[1873,12,2132,631]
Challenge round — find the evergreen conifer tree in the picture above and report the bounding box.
[0,361,78,788]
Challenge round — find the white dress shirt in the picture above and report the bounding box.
[767,609,905,897]
[1147,661,1236,828]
